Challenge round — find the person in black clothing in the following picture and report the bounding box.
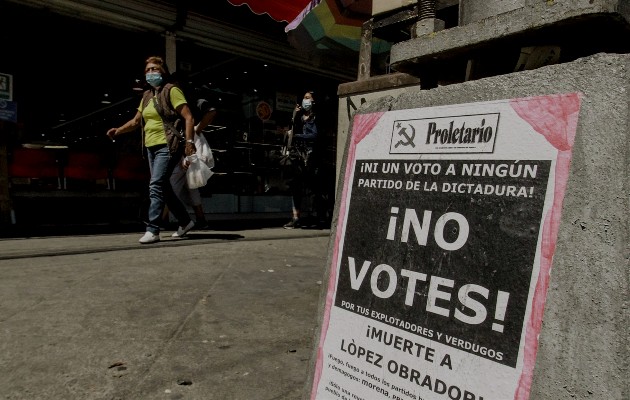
[167,74,217,230]
[283,90,328,229]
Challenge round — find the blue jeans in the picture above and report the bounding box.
[145,145,191,234]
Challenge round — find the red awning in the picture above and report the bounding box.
[226,0,318,23]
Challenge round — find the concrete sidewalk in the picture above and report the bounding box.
[0,227,332,400]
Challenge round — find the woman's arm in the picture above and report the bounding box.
[176,103,196,156]
[106,111,142,140]
[195,109,217,134]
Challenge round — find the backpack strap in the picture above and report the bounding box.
[141,89,152,111]
[141,83,178,119]
[155,83,179,122]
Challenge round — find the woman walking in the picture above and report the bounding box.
[106,56,196,243]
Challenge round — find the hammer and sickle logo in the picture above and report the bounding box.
[394,122,416,148]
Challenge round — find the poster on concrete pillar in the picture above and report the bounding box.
[311,93,581,400]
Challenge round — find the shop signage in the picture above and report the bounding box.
[310,93,582,400]
[256,101,272,121]
[0,73,13,101]
[0,100,17,123]
[276,92,297,112]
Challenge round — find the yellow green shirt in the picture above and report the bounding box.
[138,86,187,147]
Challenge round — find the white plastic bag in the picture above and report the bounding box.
[186,154,214,189]
[195,132,214,169]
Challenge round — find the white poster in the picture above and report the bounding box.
[311,93,582,400]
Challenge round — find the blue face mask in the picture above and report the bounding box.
[145,72,163,88]
[301,99,313,111]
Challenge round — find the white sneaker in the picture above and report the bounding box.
[172,220,195,238]
[139,231,160,244]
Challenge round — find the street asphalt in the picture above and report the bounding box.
[0,226,332,400]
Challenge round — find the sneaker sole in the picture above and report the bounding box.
[172,221,195,238]
[139,238,160,244]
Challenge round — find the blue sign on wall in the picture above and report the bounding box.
[0,100,17,123]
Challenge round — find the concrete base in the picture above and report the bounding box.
[330,52,628,399]
[459,0,525,25]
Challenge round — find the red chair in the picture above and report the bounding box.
[111,153,150,191]
[64,151,111,189]
[8,147,63,189]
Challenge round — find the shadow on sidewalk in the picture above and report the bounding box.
[0,218,292,239]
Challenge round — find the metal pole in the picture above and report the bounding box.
[357,19,374,81]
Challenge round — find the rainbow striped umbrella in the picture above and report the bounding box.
[286,0,391,55]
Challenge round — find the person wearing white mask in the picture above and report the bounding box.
[283,90,324,229]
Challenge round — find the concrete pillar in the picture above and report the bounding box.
[309,53,629,399]
[165,31,177,73]
[387,57,628,400]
